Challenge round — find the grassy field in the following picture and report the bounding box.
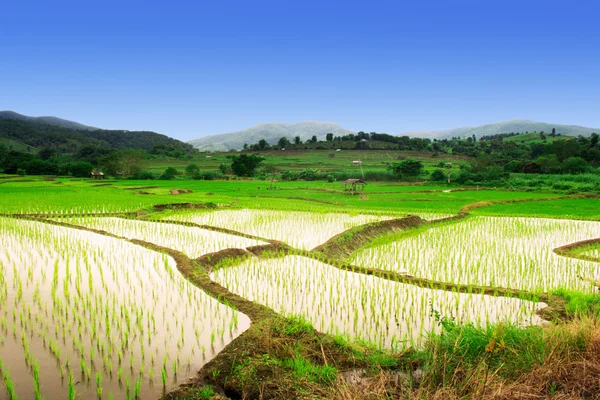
[0,174,573,216]
[145,149,467,175]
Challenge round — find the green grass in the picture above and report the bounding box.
[280,356,338,384]
[552,288,600,316]
[503,132,569,144]
[0,174,570,218]
[0,137,38,153]
[145,149,468,175]
[474,198,600,220]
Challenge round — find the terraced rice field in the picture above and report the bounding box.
[163,209,396,249]
[351,217,600,293]
[2,198,600,399]
[211,255,545,349]
[52,217,266,258]
[0,218,249,399]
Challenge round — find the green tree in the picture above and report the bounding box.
[325,133,334,141]
[311,135,317,143]
[294,136,302,145]
[590,133,599,148]
[535,154,561,174]
[387,159,424,179]
[185,163,200,177]
[160,167,178,180]
[562,157,589,174]
[70,161,94,178]
[99,149,146,177]
[430,169,446,181]
[229,154,265,177]
[278,137,290,148]
[258,139,268,150]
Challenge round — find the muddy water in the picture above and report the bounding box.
[212,256,545,350]
[0,218,250,400]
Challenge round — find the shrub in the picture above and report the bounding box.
[430,169,446,182]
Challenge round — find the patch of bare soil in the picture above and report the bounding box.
[123,185,159,190]
[152,203,208,211]
[170,189,193,195]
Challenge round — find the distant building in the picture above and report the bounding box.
[352,160,362,166]
[90,171,104,180]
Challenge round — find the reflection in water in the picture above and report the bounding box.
[352,217,600,292]
[213,256,545,350]
[54,217,265,258]
[0,218,250,399]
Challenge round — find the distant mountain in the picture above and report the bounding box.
[0,111,97,131]
[401,119,599,139]
[188,121,355,151]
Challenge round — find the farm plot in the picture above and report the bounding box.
[0,218,250,400]
[53,217,265,258]
[352,217,600,293]
[163,209,444,250]
[211,255,544,350]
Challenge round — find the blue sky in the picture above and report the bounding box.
[1,0,599,140]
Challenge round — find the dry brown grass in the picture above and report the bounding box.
[331,317,600,400]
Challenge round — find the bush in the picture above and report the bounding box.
[562,157,590,174]
[430,169,446,182]
[160,167,178,180]
[281,170,299,181]
[70,161,94,178]
[298,169,320,181]
[130,170,156,180]
[193,171,225,180]
[185,163,200,177]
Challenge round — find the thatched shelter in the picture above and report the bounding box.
[90,171,104,180]
[341,179,366,193]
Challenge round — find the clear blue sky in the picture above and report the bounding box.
[1,0,599,140]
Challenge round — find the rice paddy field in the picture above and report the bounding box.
[211,256,545,350]
[1,175,600,399]
[0,217,249,399]
[351,216,600,293]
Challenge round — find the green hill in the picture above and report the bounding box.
[0,118,194,154]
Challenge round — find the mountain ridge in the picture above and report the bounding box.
[188,120,354,151]
[400,119,599,139]
[0,111,97,131]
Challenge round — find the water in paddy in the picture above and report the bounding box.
[352,217,600,293]
[0,218,250,400]
[54,217,266,259]
[212,256,545,350]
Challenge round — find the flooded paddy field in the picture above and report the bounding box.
[352,217,600,293]
[51,217,266,258]
[211,255,545,350]
[0,218,249,399]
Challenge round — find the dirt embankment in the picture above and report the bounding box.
[554,238,600,263]
[311,215,424,260]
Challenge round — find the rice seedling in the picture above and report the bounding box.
[352,216,600,293]
[212,255,545,349]
[164,209,402,249]
[54,217,265,258]
[0,217,250,399]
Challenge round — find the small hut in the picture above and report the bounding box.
[90,171,105,180]
[341,179,366,193]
